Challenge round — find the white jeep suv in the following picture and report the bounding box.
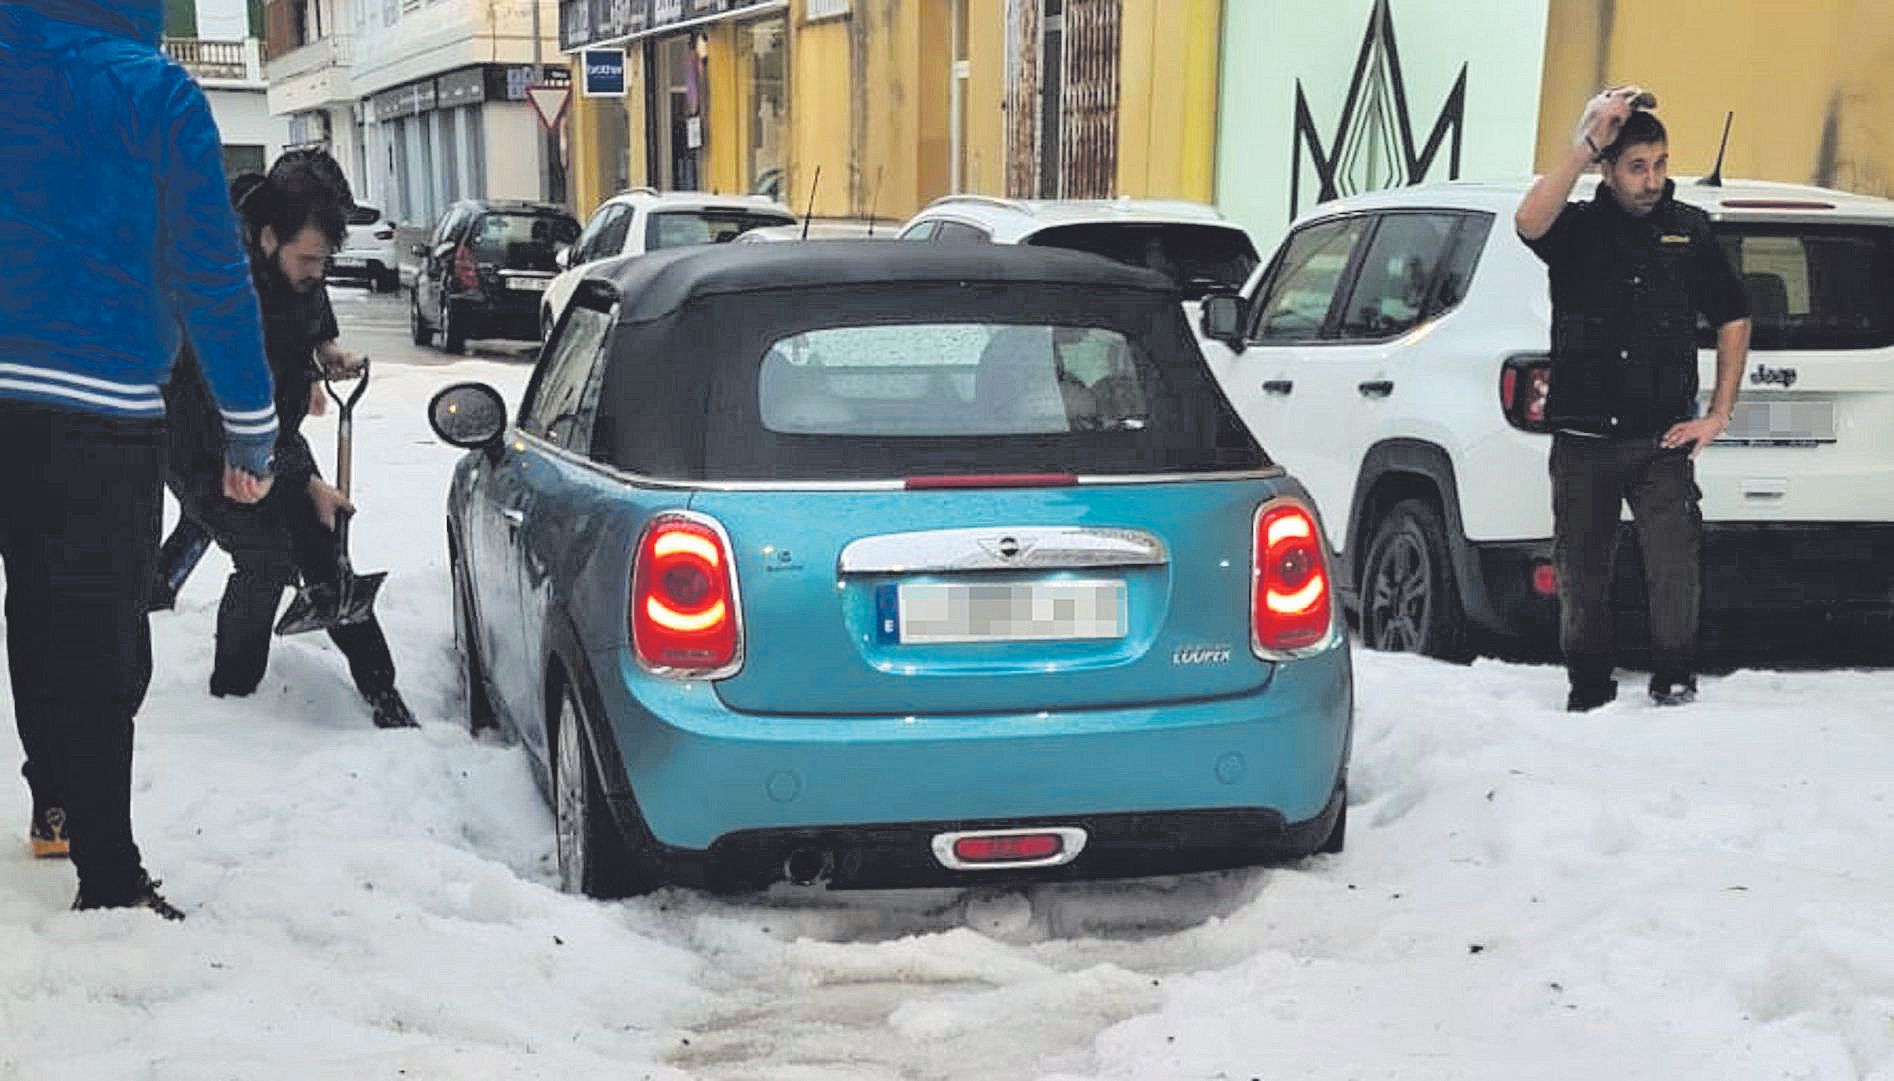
[1197,177,1894,659]
[897,195,1261,300]
[540,189,795,337]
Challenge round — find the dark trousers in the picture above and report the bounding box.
[1,402,162,901]
[170,475,396,699]
[1549,432,1703,689]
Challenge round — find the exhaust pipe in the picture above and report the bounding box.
[782,847,833,886]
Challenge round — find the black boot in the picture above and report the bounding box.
[367,687,418,729]
[1648,674,1698,706]
[1566,677,1619,713]
[73,870,185,921]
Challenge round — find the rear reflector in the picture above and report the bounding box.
[1532,561,1559,597]
[905,473,1079,490]
[931,827,1088,870]
[954,834,1063,863]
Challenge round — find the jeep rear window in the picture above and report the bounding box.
[1703,224,1894,350]
[346,205,381,226]
[647,210,794,250]
[759,324,1153,436]
[1024,223,1260,298]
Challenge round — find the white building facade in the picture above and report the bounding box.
[165,0,284,175]
[266,0,564,230]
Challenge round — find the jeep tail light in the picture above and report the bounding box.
[1253,499,1335,657]
[454,244,479,290]
[1500,353,1553,432]
[373,227,395,240]
[631,513,743,678]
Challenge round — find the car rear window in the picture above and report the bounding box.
[647,210,794,250]
[594,283,1266,482]
[346,205,381,226]
[1025,223,1260,298]
[1703,224,1894,350]
[469,212,581,268]
[760,324,1153,436]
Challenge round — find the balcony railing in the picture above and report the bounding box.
[162,37,264,84]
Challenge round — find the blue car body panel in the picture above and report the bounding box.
[467,439,1352,854]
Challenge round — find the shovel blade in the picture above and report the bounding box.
[274,570,388,636]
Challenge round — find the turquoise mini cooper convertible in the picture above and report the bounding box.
[428,241,1353,896]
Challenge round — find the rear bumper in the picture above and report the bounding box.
[653,788,1348,892]
[590,642,1354,865]
[1464,522,1894,645]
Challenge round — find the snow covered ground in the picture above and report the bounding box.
[2,348,1890,1081]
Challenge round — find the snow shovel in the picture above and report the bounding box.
[275,360,386,637]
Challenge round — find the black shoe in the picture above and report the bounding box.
[29,806,69,860]
[1566,678,1619,713]
[367,688,418,729]
[1649,677,1698,706]
[73,871,185,921]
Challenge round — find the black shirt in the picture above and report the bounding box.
[165,263,335,499]
[1522,180,1748,437]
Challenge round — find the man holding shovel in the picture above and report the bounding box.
[163,151,417,729]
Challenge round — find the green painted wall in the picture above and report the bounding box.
[1214,0,1549,251]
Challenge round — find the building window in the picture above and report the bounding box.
[746,15,787,199]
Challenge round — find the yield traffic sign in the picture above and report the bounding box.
[525,84,571,132]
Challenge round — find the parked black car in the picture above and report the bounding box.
[411,199,580,353]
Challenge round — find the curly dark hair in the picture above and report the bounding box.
[235,148,353,250]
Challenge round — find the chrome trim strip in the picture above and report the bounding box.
[930,827,1089,871]
[512,432,1282,492]
[838,526,1168,575]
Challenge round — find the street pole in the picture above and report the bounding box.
[531,0,546,201]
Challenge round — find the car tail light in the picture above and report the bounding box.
[1252,498,1336,658]
[1531,560,1559,597]
[454,244,479,290]
[373,227,394,240]
[631,512,743,678]
[954,834,1062,862]
[1500,353,1553,432]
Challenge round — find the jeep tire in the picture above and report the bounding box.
[1361,498,1470,661]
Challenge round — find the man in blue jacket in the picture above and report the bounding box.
[0,0,280,919]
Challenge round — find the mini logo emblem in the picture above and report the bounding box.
[979,535,1033,562]
[1751,365,1798,388]
[1172,646,1233,666]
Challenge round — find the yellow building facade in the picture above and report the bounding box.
[561,0,1223,224]
[1535,0,1894,198]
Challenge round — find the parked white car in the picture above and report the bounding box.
[540,189,795,337]
[1196,177,1894,659]
[896,195,1261,300]
[332,204,401,292]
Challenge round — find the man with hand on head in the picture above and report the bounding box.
[1514,86,1751,713]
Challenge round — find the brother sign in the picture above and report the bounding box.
[582,49,627,97]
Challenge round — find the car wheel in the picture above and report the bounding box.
[451,556,496,735]
[552,684,654,898]
[1318,792,1347,854]
[441,297,467,354]
[409,288,433,346]
[1361,498,1470,661]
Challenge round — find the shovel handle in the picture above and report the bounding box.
[324,358,369,499]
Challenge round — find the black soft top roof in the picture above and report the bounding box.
[585,240,1180,323]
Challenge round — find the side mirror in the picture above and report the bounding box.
[1200,293,1248,352]
[428,382,507,453]
[555,245,572,270]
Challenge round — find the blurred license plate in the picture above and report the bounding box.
[506,277,551,292]
[1714,399,1836,445]
[331,256,363,268]
[884,581,1126,644]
